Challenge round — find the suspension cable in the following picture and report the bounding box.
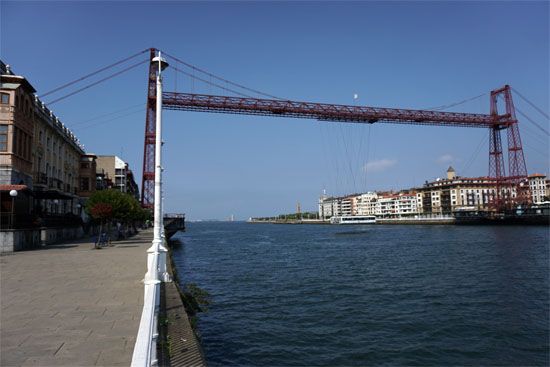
[71,102,146,127]
[73,107,146,131]
[461,133,487,176]
[522,123,550,147]
[45,59,148,105]
[425,93,487,111]
[162,51,283,100]
[511,87,549,119]
[496,94,549,136]
[515,107,549,136]
[169,65,253,98]
[39,49,149,98]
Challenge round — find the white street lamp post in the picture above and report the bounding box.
[146,51,170,283]
[9,189,18,228]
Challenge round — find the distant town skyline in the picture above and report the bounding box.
[2,1,548,220]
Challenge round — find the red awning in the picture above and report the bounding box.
[0,184,28,191]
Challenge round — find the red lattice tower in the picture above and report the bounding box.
[140,48,158,208]
[489,85,530,210]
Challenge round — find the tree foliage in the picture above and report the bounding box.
[89,202,113,220]
[85,189,149,223]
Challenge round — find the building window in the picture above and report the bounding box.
[80,177,90,191]
[0,125,7,151]
[0,93,9,104]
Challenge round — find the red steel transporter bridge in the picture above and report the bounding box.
[140,48,529,214]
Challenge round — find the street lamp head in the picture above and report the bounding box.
[9,189,18,197]
[151,54,169,71]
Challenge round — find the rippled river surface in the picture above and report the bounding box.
[171,223,549,366]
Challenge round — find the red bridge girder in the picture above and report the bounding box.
[162,92,513,128]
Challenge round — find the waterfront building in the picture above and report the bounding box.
[317,168,546,220]
[32,100,83,216]
[96,156,126,192]
[1,63,35,227]
[415,175,497,214]
[126,167,139,201]
[344,194,365,216]
[416,192,423,213]
[95,170,113,191]
[95,155,139,198]
[0,60,144,249]
[395,192,418,216]
[96,155,139,199]
[78,153,98,198]
[356,192,378,216]
[340,196,353,216]
[318,194,341,220]
[376,194,397,217]
[1,61,88,229]
[0,65,34,188]
[528,173,548,204]
[320,191,419,219]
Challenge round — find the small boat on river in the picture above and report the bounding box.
[330,215,376,224]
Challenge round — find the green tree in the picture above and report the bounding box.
[86,189,146,239]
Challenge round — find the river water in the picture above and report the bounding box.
[171,222,549,366]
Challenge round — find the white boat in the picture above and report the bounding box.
[330,215,376,224]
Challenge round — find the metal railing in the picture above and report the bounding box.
[131,237,169,367]
[131,248,161,366]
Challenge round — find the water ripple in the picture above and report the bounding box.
[173,223,549,366]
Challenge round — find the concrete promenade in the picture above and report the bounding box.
[0,229,153,366]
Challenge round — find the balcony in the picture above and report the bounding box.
[48,178,63,190]
[35,172,48,186]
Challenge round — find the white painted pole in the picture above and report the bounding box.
[147,51,170,283]
[156,52,170,283]
[134,51,174,366]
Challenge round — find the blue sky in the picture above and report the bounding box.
[2,1,548,220]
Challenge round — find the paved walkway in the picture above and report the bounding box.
[1,229,153,366]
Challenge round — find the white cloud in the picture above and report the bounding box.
[436,154,454,164]
[363,159,397,172]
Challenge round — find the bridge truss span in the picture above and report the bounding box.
[162,92,510,128]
